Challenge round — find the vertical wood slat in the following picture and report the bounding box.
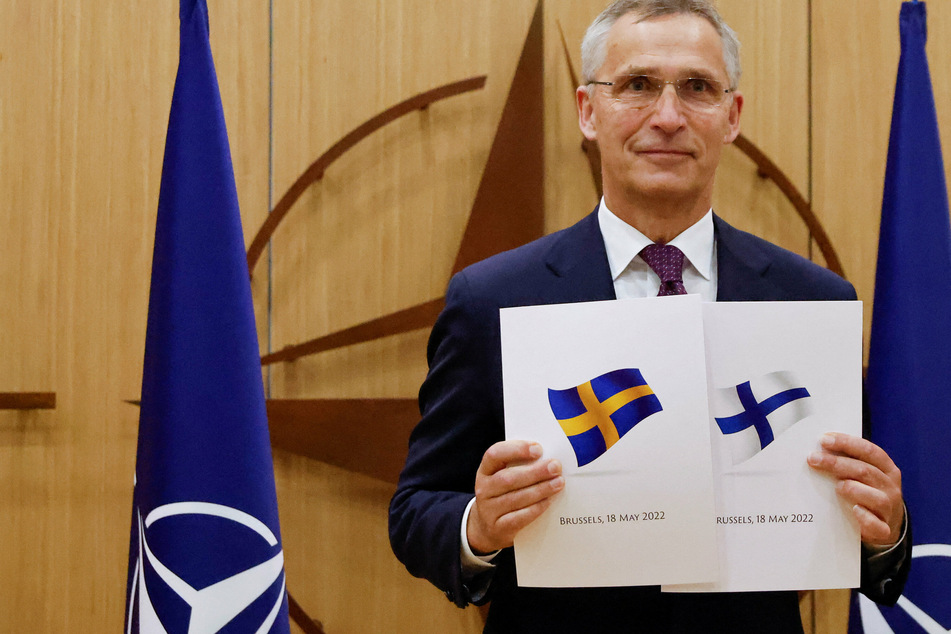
[267,2,539,632]
[714,0,812,259]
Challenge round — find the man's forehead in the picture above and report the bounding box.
[602,12,726,77]
[616,9,718,33]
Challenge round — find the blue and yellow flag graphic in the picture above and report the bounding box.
[548,368,663,467]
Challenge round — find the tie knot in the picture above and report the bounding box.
[640,244,687,296]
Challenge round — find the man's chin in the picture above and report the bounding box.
[627,176,698,200]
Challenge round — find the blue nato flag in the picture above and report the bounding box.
[123,1,290,632]
[852,1,951,631]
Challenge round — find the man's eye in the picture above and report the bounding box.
[626,76,652,92]
[684,78,713,93]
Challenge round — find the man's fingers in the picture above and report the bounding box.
[808,451,884,487]
[835,479,889,511]
[477,455,561,499]
[469,492,557,554]
[818,433,901,482]
[808,434,901,488]
[479,440,544,477]
[468,471,563,553]
[493,495,556,537]
[852,504,898,545]
[486,468,565,513]
[469,440,564,553]
[807,432,904,545]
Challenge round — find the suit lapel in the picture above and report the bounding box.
[543,210,617,303]
[544,212,776,304]
[714,215,775,302]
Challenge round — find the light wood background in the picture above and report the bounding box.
[1,0,946,631]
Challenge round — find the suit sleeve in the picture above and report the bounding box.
[860,509,911,605]
[388,271,505,607]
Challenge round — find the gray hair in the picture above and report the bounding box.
[581,0,741,90]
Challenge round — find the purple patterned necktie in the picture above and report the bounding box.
[640,243,687,296]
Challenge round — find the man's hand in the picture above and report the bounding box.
[807,432,904,546]
[467,440,564,555]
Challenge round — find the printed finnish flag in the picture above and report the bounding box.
[711,371,813,466]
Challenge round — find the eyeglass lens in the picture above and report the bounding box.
[609,75,728,109]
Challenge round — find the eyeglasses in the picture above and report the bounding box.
[588,74,733,111]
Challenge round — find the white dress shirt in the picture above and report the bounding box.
[598,199,718,301]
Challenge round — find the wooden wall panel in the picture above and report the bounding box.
[544,0,605,233]
[814,0,951,354]
[0,2,268,631]
[0,9,63,623]
[0,4,174,630]
[267,1,537,631]
[813,0,897,357]
[0,1,59,396]
[714,0,812,258]
[720,0,811,194]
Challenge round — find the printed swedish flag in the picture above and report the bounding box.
[548,368,663,467]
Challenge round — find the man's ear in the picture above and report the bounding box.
[723,91,743,144]
[577,85,598,141]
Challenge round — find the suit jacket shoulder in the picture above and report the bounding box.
[458,209,615,308]
[714,215,857,302]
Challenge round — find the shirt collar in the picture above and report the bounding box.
[597,198,716,281]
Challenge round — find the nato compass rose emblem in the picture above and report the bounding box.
[126,502,287,633]
[857,543,951,632]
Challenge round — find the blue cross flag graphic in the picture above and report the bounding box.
[548,368,663,467]
[852,2,951,631]
[124,2,291,632]
[712,371,813,466]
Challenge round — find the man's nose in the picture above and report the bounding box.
[649,85,687,131]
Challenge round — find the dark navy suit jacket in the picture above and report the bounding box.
[389,211,909,633]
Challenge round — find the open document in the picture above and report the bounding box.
[501,297,862,591]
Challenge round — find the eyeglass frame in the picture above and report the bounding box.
[587,74,735,111]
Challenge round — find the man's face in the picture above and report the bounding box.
[577,12,742,209]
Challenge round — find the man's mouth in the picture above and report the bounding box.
[637,147,693,157]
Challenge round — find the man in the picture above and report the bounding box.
[389,1,909,631]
